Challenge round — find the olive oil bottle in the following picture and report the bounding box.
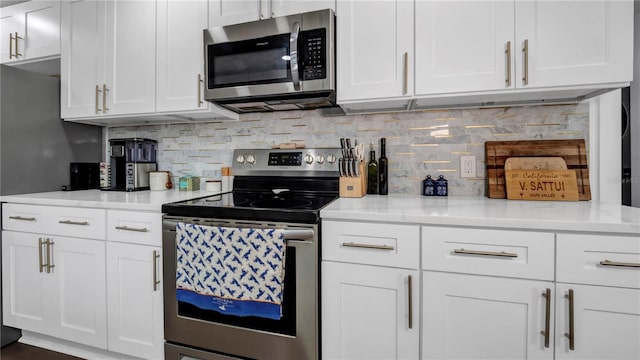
[367,143,378,194]
[378,138,388,195]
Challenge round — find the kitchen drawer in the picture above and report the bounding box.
[322,220,420,269]
[107,210,162,246]
[422,226,554,281]
[3,203,106,240]
[557,233,640,289]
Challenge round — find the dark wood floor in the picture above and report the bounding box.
[1,342,84,360]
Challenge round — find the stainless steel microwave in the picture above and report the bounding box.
[203,9,335,113]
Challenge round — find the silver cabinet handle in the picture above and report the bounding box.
[115,225,149,233]
[541,288,551,348]
[96,85,102,114]
[564,289,575,351]
[505,41,511,87]
[9,216,36,221]
[38,238,46,273]
[9,32,14,59]
[13,32,22,57]
[452,248,517,258]
[341,242,394,251]
[45,239,55,273]
[103,84,109,113]
[59,220,89,226]
[599,260,640,268]
[407,274,413,329]
[522,39,529,85]
[290,22,301,91]
[403,52,408,95]
[152,250,160,291]
[197,74,203,107]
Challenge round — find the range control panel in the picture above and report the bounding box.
[233,148,341,177]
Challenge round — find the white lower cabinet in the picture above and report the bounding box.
[322,261,419,360]
[555,284,640,360]
[2,230,107,349]
[422,271,554,360]
[106,242,163,360]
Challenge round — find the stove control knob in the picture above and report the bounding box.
[316,155,325,164]
[305,153,314,165]
[236,154,245,164]
[326,154,337,164]
[246,154,256,165]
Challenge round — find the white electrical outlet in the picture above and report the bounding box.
[460,156,476,178]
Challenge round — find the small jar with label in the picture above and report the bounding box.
[422,175,435,196]
[435,175,448,196]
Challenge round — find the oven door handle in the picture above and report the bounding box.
[283,229,314,241]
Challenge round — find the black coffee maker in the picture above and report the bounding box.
[109,138,157,191]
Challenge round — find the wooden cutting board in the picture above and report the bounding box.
[485,140,590,200]
[504,157,567,170]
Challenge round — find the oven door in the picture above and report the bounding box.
[162,217,318,360]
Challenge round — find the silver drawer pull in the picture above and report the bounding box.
[341,242,394,251]
[59,220,89,226]
[9,216,36,221]
[115,225,149,233]
[453,248,518,258]
[599,260,640,268]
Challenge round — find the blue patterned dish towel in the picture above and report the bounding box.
[175,222,287,320]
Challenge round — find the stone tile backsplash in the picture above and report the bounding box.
[108,102,589,196]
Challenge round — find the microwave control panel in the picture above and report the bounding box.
[300,28,326,81]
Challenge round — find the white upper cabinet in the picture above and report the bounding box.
[515,0,633,89]
[209,0,334,27]
[342,0,633,111]
[415,1,514,95]
[336,0,413,102]
[61,0,156,120]
[0,1,60,64]
[156,0,236,119]
[104,0,156,116]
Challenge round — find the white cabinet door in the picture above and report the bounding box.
[106,242,163,360]
[322,262,419,360]
[515,0,633,88]
[50,236,107,349]
[336,0,413,102]
[156,0,208,113]
[423,271,554,360]
[1,231,107,349]
[208,0,260,27]
[0,1,60,64]
[60,0,106,119]
[0,8,20,63]
[555,284,640,360]
[1,231,50,334]
[270,0,335,17]
[104,0,156,116]
[415,1,514,95]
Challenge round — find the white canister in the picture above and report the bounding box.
[149,171,172,190]
[205,180,222,193]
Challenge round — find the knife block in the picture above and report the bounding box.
[339,162,366,198]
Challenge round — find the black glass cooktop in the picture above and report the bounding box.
[162,191,338,224]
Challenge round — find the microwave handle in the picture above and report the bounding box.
[290,22,301,91]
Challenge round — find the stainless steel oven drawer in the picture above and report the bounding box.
[165,343,241,360]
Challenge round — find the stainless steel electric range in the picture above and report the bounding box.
[162,147,341,360]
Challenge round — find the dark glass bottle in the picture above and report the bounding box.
[378,138,388,195]
[367,146,378,194]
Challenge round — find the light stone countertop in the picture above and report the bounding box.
[0,189,215,212]
[320,195,640,235]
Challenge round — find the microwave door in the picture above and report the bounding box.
[207,32,299,98]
